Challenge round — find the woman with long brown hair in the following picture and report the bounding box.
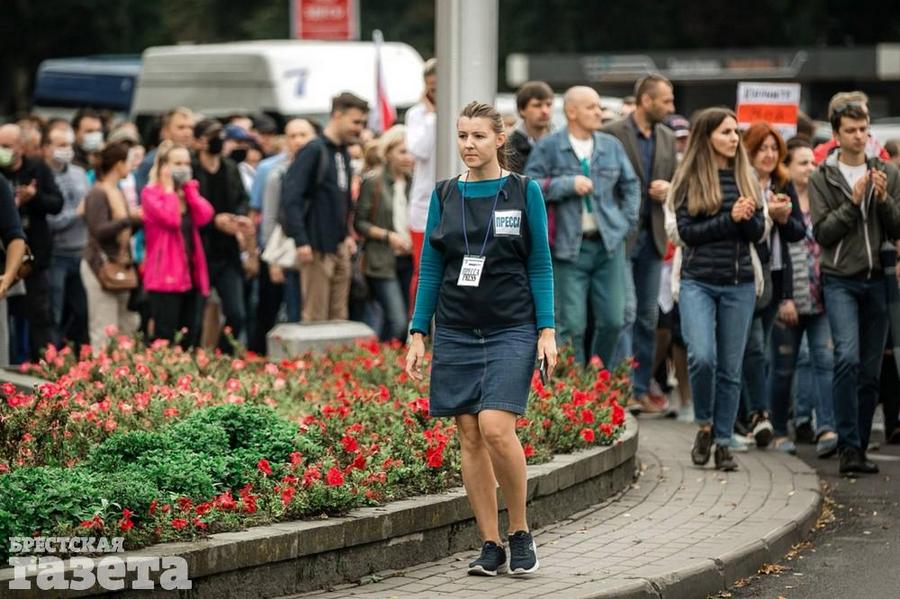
[667,108,766,471]
[406,101,555,576]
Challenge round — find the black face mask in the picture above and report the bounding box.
[206,136,224,155]
[229,148,247,163]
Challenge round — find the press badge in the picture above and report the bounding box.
[457,255,486,287]
[493,210,522,236]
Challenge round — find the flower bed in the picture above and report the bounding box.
[0,335,629,561]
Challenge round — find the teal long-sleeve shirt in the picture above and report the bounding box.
[410,176,555,333]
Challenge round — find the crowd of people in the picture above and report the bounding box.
[1,61,900,480]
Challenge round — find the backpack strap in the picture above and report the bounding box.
[436,176,459,215]
[315,142,330,187]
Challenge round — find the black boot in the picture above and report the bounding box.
[714,444,738,471]
[839,447,878,475]
[691,428,713,466]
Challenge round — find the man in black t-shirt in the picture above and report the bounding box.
[192,119,252,352]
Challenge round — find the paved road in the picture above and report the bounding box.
[730,427,900,599]
[288,420,818,599]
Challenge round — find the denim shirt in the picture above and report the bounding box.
[525,128,641,261]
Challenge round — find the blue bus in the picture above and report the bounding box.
[32,56,141,118]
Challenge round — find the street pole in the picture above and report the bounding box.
[434,0,499,179]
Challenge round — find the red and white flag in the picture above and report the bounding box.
[370,29,395,134]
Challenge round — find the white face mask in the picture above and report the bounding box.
[53,147,74,165]
[0,147,14,168]
[171,166,193,187]
[81,131,104,152]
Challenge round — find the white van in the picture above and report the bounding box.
[131,40,425,126]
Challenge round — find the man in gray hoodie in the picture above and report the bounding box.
[809,94,900,476]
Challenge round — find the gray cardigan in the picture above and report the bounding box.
[354,170,410,279]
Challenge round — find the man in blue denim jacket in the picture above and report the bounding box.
[525,86,641,366]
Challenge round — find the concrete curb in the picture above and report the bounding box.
[1,411,639,598]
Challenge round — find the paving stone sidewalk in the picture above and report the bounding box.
[286,420,821,599]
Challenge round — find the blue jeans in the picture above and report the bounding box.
[368,277,408,341]
[741,278,780,417]
[554,239,626,367]
[284,270,301,323]
[679,279,756,446]
[611,229,662,396]
[793,336,815,427]
[823,275,889,451]
[48,252,88,347]
[771,313,835,437]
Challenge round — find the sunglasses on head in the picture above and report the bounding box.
[831,101,866,115]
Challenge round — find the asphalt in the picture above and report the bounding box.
[729,418,900,599]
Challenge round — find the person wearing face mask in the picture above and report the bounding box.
[223,124,258,193]
[43,119,90,348]
[141,141,214,348]
[71,108,105,174]
[0,180,26,366]
[81,142,143,349]
[192,119,253,352]
[0,123,63,362]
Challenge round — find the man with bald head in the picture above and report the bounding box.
[0,122,63,360]
[249,118,317,352]
[525,86,640,367]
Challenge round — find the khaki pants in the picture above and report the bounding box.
[300,244,351,322]
[80,260,139,349]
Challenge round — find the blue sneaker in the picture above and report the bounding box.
[773,438,797,455]
[467,541,507,576]
[508,530,539,575]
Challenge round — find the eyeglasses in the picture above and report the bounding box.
[831,101,865,116]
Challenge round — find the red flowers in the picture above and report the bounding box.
[611,401,625,426]
[340,435,359,453]
[580,428,595,443]
[257,458,272,476]
[280,486,296,506]
[213,491,237,511]
[118,508,134,532]
[523,443,536,458]
[325,467,344,486]
[170,518,188,530]
[80,514,104,531]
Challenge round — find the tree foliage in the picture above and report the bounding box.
[3,0,900,114]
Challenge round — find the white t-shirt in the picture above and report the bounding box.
[569,134,597,234]
[405,103,437,232]
[838,161,867,192]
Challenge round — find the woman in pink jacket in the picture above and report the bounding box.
[141,141,214,348]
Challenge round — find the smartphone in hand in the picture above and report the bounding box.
[539,357,548,384]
